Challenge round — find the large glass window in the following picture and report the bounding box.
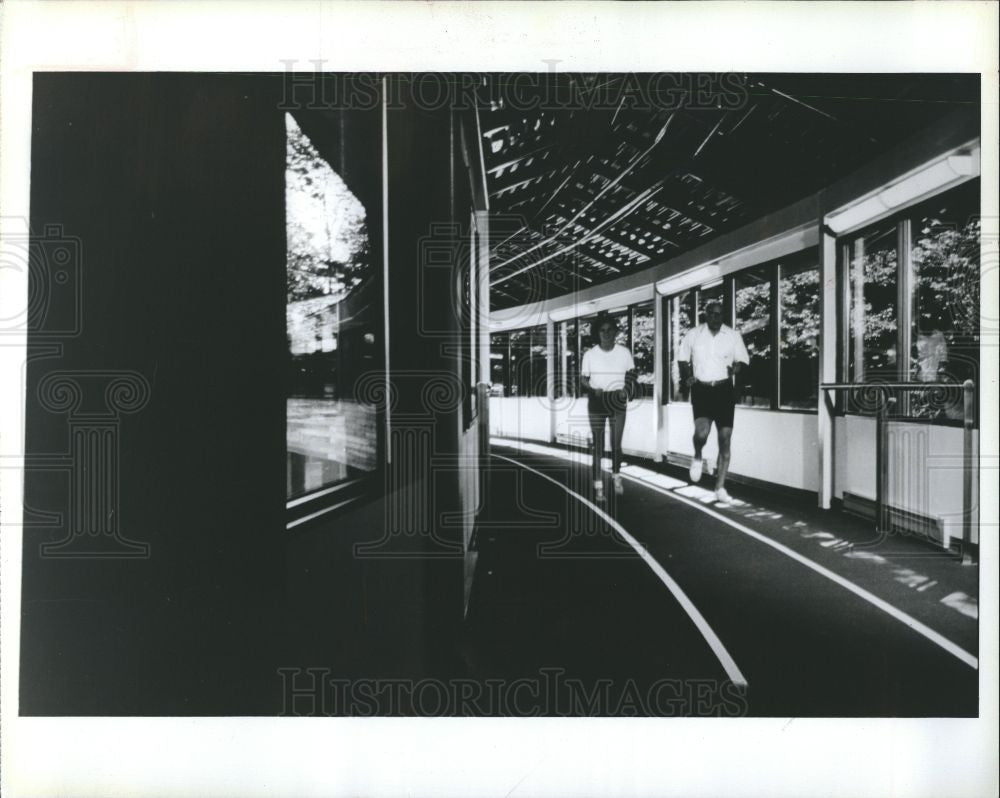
[848,219,898,382]
[492,326,549,397]
[665,252,819,411]
[779,259,820,409]
[734,265,773,408]
[631,301,655,398]
[490,332,510,396]
[556,320,580,398]
[840,178,980,422]
[529,324,549,397]
[554,304,651,399]
[286,113,380,500]
[909,182,980,420]
[509,329,530,396]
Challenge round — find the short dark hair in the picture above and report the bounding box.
[703,300,723,313]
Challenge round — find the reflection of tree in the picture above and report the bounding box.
[779,269,820,357]
[912,218,979,339]
[670,293,695,399]
[735,278,771,405]
[851,246,898,374]
[779,268,820,406]
[286,115,370,303]
[632,311,655,379]
[735,280,771,358]
[910,217,980,419]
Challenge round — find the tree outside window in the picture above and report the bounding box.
[779,261,820,409]
[734,266,772,408]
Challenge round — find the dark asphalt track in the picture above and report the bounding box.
[466,443,979,716]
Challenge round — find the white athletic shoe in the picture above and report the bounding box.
[689,458,704,483]
[613,473,624,496]
[715,487,733,504]
[594,480,605,502]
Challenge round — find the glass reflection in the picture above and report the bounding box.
[286,113,378,499]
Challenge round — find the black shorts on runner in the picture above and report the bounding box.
[588,389,628,416]
[691,381,736,428]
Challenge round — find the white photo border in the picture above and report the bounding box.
[1,2,997,796]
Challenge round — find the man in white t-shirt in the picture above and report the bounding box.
[580,315,636,500]
[677,299,749,504]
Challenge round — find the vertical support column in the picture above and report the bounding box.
[897,218,913,415]
[546,317,556,443]
[476,209,492,449]
[818,228,838,509]
[473,210,492,554]
[382,79,465,671]
[962,379,975,563]
[875,391,895,535]
[476,212,491,384]
[559,321,569,399]
[770,261,781,410]
[381,77,393,466]
[653,292,665,461]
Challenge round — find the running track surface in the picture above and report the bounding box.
[463,442,978,716]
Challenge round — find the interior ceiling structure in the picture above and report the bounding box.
[480,73,978,310]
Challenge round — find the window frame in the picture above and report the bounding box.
[662,249,819,414]
[555,301,656,400]
[285,107,387,514]
[835,178,980,428]
[491,324,550,398]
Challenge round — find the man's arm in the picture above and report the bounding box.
[728,331,750,383]
[580,350,600,396]
[678,360,695,387]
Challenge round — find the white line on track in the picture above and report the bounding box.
[491,451,748,689]
[491,439,979,671]
[619,471,979,670]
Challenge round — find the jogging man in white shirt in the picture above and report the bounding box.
[677,299,749,504]
[581,315,636,501]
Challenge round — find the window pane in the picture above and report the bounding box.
[734,266,773,407]
[909,180,980,421]
[490,332,509,396]
[779,259,820,409]
[556,320,579,398]
[631,302,655,398]
[286,113,379,500]
[669,291,695,401]
[530,324,548,397]
[849,220,898,382]
[509,329,529,396]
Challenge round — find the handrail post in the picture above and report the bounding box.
[875,389,895,540]
[962,379,975,563]
[820,380,974,556]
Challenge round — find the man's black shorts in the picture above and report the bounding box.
[588,389,628,417]
[691,381,736,428]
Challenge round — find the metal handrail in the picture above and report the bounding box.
[820,380,975,558]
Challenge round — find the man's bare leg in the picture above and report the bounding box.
[690,417,711,482]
